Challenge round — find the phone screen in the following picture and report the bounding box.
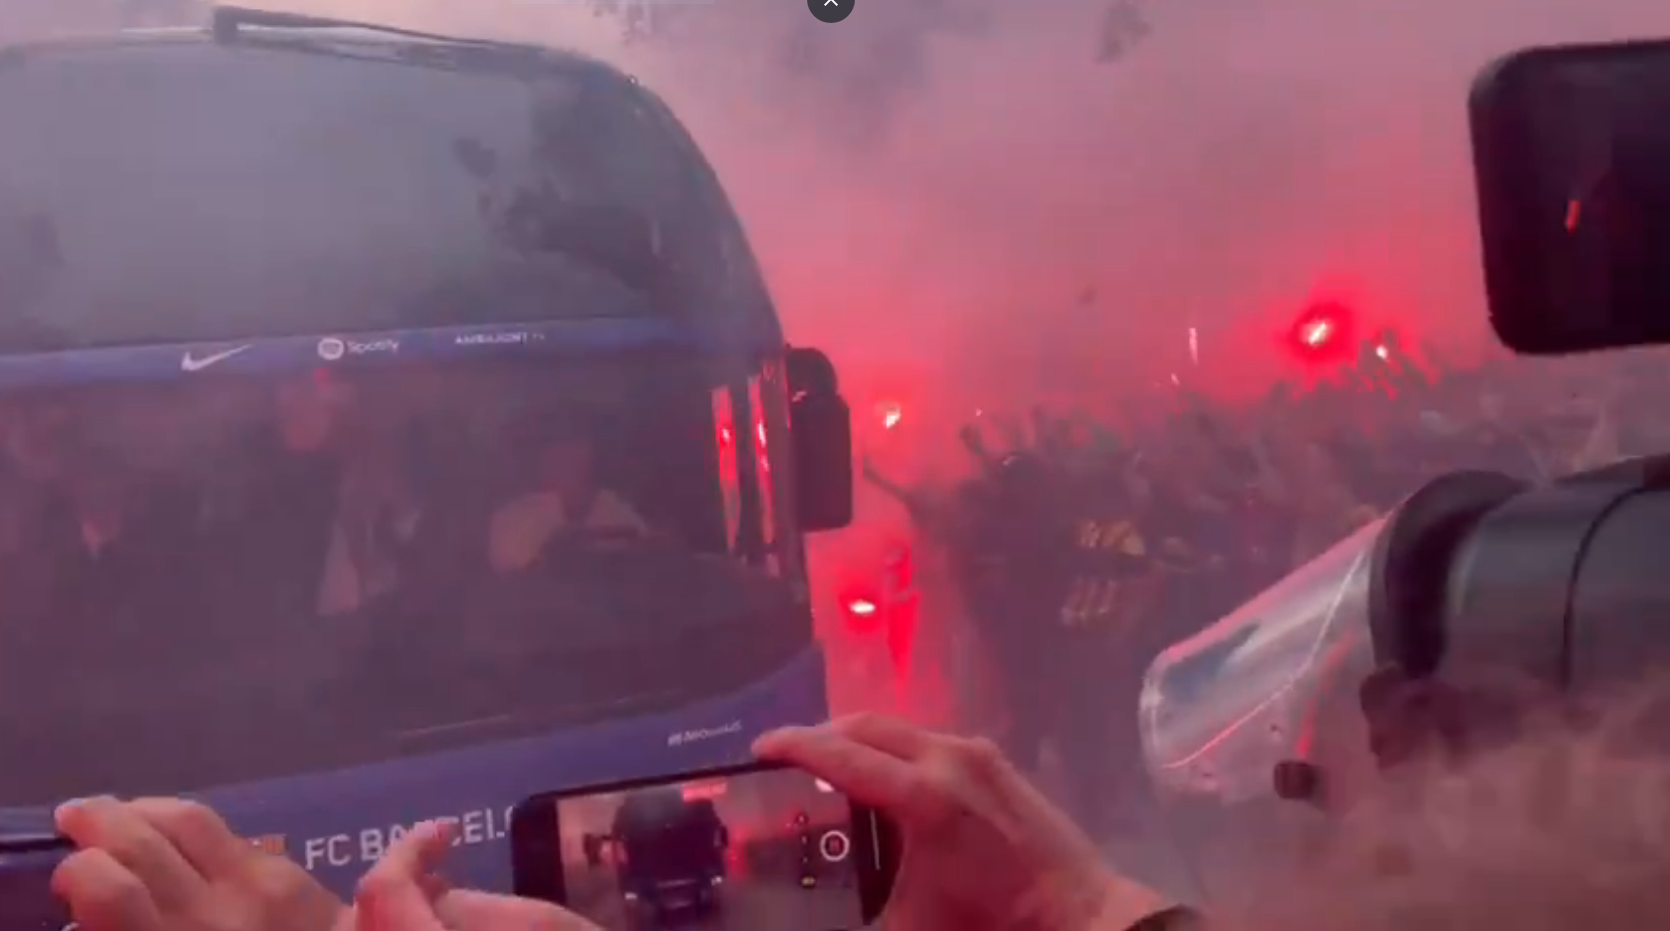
[542,767,873,930]
[0,837,71,931]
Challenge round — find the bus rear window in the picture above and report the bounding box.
[0,40,716,346]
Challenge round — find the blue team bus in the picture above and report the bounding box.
[0,6,853,892]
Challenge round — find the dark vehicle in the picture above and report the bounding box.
[612,788,730,920]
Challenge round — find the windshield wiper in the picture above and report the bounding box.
[209,5,548,73]
[212,6,507,47]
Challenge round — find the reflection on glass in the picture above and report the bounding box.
[0,357,803,804]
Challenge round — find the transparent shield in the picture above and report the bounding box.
[1139,516,1387,900]
[1141,515,1383,802]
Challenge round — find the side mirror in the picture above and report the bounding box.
[787,347,852,532]
[786,344,838,396]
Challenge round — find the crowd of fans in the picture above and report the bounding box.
[861,331,1670,836]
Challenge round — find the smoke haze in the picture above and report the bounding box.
[9,0,1670,896]
[10,0,1670,410]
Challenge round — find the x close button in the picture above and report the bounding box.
[808,0,852,24]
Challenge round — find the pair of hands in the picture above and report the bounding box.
[55,715,1166,931]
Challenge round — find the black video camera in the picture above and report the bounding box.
[1473,38,1670,355]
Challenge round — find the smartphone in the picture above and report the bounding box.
[510,763,897,930]
[1470,39,1670,354]
[0,834,72,931]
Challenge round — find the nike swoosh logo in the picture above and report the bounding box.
[180,345,252,372]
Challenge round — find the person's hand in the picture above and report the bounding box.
[51,796,347,931]
[755,715,1169,931]
[353,821,597,931]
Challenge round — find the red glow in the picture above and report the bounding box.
[883,543,913,592]
[1284,300,1358,367]
[838,589,885,634]
[885,593,919,687]
[877,401,903,430]
[879,542,919,682]
[681,780,728,802]
[1299,318,1333,348]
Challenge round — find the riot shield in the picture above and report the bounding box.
[1139,517,1387,900]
